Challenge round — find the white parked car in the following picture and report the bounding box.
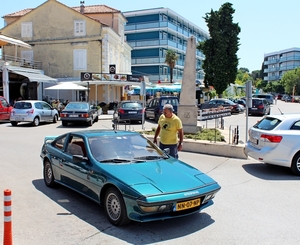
[10,100,59,126]
[245,114,300,175]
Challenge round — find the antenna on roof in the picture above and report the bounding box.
[278,108,284,115]
[80,1,85,5]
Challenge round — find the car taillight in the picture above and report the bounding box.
[27,109,34,114]
[118,109,125,114]
[260,134,282,143]
[141,108,145,113]
[60,113,66,117]
[81,113,89,118]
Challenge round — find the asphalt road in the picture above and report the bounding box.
[0,101,300,244]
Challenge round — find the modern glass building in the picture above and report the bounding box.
[264,48,300,82]
[123,8,209,84]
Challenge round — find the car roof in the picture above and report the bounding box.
[15,100,47,103]
[69,129,140,138]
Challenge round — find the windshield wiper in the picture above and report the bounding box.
[100,158,132,163]
[134,155,168,160]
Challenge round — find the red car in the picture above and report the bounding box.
[0,96,13,121]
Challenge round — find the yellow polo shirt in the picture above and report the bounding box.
[158,114,182,144]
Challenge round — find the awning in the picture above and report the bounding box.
[7,66,57,83]
[45,82,88,90]
[0,34,32,49]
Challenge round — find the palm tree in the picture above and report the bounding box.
[165,49,178,83]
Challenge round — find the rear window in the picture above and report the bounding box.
[253,117,281,130]
[252,99,263,106]
[14,102,32,109]
[121,102,142,108]
[160,98,179,106]
[254,95,272,99]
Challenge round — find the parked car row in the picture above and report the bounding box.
[0,98,99,127]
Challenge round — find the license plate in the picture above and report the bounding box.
[251,108,257,110]
[69,115,79,117]
[128,111,137,114]
[250,137,258,145]
[176,198,201,211]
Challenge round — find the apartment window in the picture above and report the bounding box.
[21,22,32,38]
[74,20,86,36]
[73,49,87,70]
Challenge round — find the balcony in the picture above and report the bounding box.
[0,54,42,70]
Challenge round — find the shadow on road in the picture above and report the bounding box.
[242,162,299,180]
[32,179,215,244]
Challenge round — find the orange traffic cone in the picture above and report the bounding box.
[3,189,12,245]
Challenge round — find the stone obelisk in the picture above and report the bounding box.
[177,36,198,134]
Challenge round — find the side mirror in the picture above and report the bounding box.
[73,155,88,163]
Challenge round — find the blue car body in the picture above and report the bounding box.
[40,130,220,225]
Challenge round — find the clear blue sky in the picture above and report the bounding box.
[1,0,299,72]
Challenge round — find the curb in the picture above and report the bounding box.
[144,135,248,160]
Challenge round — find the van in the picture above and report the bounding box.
[145,96,179,122]
[252,94,274,104]
[0,96,13,121]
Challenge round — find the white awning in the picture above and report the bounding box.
[7,66,57,83]
[45,82,88,90]
[0,34,31,49]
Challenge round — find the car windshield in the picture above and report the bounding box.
[253,117,282,130]
[88,134,167,162]
[14,102,32,109]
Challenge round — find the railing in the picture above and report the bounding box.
[0,54,42,70]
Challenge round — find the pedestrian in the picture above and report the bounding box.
[153,104,183,158]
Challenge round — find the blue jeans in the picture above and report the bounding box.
[159,142,178,159]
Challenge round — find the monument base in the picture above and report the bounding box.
[177,105,198,134]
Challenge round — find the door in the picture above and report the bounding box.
[40,102,53,121]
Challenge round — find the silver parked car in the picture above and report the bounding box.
[10,100,59,126]
[245,114,300,175]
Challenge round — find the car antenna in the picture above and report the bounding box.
[278,108,284,115]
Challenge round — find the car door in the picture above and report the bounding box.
[0,97,11,121]
[146,99,155,118]
[40,102,53,121]
[62,135,99,199]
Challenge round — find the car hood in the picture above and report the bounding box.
[100,159,216,194]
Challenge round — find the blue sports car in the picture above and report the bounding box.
[40,130,220,226]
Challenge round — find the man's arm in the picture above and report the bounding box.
[177,128,184,151]
[153,125,161,144]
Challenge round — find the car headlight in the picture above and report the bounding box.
[203,192,216,203]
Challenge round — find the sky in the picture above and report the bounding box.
[1,0,300,72]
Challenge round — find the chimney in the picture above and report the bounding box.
[80,1,85,14]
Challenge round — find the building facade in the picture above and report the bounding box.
[0,0,132,104]
[264,47,300,82]
[123,8,209,84]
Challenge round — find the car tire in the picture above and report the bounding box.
[104,187,130,226]
[62,121,68,126]
[32,117,40,126]
[43,160,56,188]
[291,152,300,176]
[53,114,58,123]
[94,115,99,122]
[11,121,18,126]
[267,109,271,115]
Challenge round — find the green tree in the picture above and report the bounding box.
[197,2,241,97]
[165,49,178,83]
[281,68,300,94]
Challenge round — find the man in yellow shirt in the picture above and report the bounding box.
[153,104,183,158]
